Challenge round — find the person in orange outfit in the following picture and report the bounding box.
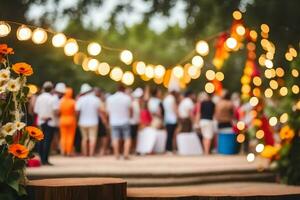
[59,88,76,156]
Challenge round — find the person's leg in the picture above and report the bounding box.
[123,125,132,159]
[43,125,55,164]
[88,126,98,156]
[66,125,76,156]
[59,125,67,156]
[130,124,138,153]
[203,138,211,155]
[39,123,47,163]
[99,135,109,156]
[80,127,88,156]
[111,126,120,159]
[166,124,173,152]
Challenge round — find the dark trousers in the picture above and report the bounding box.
[39,123,55,164]
[166,123,177,151]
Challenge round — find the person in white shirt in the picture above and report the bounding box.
[130,88,143,153]
[147,88,163,129]
[76,83,100,156]
[178,90,195,133]
[34,81,57,165]
[163,91,178,152]
[106,85,132,159]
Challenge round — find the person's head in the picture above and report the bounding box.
[42,81,53,93]
[223,91,231,100]
[80,83,93,95]
[94,87,102,97]
[117,84,126,92]
[54,82,66,97]
[132,87,143,99]
[64,88,73,98]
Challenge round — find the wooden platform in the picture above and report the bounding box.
[127,182,300,200]
[26,155,274,187]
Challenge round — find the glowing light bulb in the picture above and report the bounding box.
[205,70,215,81]
[87,42,101,56]
[253,77,262,86]
[110,67,123,81]
[279,87,288,96]
[195,40,209,56]
[265,59,273,69]
[32,28,47,44]
[236,25,246,36]
[237,134,245,143]
[97,62,110,76]
[247,153,255,162]
[52,33,66,47]
[225,37,238,50]
[120,50,133,65]
[145,65,154,79]
[232,11,242,20]
[280,113,288,124]
[256,144,264,153]
[87,58,99,71]
[136,61,146,75]
[192,55,204,68]
[172,65,184,78]
[264,88,273,98]
[261,24,270,33]
[269,117,278,126]
[237,121,245,131]
[0,22,11,37]
[154,65,165,78]
[122,71,134,86]
[64,39,79,56]
[215,72,224,81]
[205,82,215,93]
[16,25,32,41]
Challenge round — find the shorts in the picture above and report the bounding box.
[98,118,107,137]
[179,118,192,133]
[130,124,138,139]
[199,119,214,139]
[80,126,98,142]
[111,124,131,141]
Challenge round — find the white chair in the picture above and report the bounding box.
[176,132,203,155]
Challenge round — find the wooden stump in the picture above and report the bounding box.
[26,178,127,200]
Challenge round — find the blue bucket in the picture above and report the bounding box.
[217,129,238,155]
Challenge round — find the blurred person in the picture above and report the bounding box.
[106,85,132,159]
[140,100,152,128]
[148,88,164,129]
[178,90,195,133]
[52,82,66,154]
[59,88,76,156]
[198,92,215,155]
[76,83,100,156]
[130,88,143,153]
[94,87,109,156]
[163,90,178,153]
[34,81,56,165]
[215,91,234,129]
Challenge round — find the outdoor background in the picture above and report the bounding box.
[1,0,300,92]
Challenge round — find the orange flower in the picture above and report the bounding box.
[25,126,44,141]
[8,144,29,159]
[279,125,295,141]
[12,62,33,76]
[260,145,280,159]
[0,44,14,55]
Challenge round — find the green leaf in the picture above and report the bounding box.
[0,154,13,182]
[7,171,20,193]
[12,159,26,171]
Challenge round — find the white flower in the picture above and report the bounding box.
[1,122,17,137]
[0,69,10,81]
[0,84,6,94]
[0,138,6,145]
[7,78,21,92]
[15,121,26,130]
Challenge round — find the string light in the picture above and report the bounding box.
[280,113,288,124]
[232,11,242,20]
[253,77,262,86]
[122,71,134,85]
[32,28,47,44]
[145,65,154,79]
[205,82,215,93]
[120,50,133,65]
[247,153,255,162]
[292,69,299,77]
[87,58,99,71]
[225,37,238,50]
[173,65,184,78]
[269,80,278,90]
[236,25,246,36]
[237,134,245,143]
[16,25,32,41]
[256,130,265,139]
[215,72,224,81]
[256,144,264,153]
[64,38,79,56]
[279,87,288,96]
[261,24,270,33]
[0,21,11,37]
[192,55,204,68]
[265,59,273,68]
[249,96,259,107]
[98,62,110,76]
[269,117,278,126]
[52,33,66,47]
[154,65,165,78]
[264,88,273,98]
[136,61,146,75]
[237,121,245,131]
[110,67,123,81]
[87,42,101,56]
[292,85,299,94]
[275,67,285,77]
[205,70,215,81]
[188,65,201,79]
[195,40,209,56]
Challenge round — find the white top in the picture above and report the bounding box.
[34,92,57,127]
[76,93,100,127]
[163,94,177,124]
[147,97,161,115]
[52,94,61,127]
[178,97,194,119]
[130,98,140,125]
[106,91,132,126]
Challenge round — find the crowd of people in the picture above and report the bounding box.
[28,81,242,165]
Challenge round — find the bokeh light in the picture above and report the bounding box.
[87,42,101,56]
[32,28,47,44]
[120,50,133,65]
[97,62,110,76]
[52,33,67,47]
[0,21,11,37]
[195,40,209,56]
[64,38,79,56]
[17,25,32,41]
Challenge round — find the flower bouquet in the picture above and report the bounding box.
[0,44,43,199]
